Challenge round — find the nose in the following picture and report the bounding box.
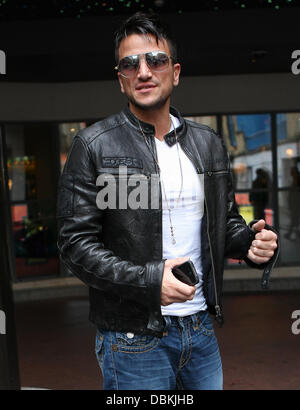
[137,55,152,79]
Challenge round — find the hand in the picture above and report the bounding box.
[161,257,196,306]
[247,219,278,264]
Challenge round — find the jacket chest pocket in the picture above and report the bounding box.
[206,170,229,177]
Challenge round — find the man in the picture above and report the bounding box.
[250,168,269,220]
[57,12,278,390]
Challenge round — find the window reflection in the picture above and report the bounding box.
[277,113,300,188]
[223,113,272,211]
[4,121,88,280]
[223,114,272,190]
[222,114,273,266]
[5,124,59,279]
[59,122,86,172]
[277,113,300,264]
[184,115,217,132]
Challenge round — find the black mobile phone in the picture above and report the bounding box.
[172,260,199,286]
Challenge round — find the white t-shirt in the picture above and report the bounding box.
[156,114,207,316]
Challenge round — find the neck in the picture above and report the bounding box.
[129,102,171,141]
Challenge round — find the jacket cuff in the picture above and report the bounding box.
[244,220,280,289]
[145,259,166,333]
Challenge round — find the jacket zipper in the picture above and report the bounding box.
[207,170,228,176]
[148,135,163,260]
[181,145,223,325]
[204,195,223,325]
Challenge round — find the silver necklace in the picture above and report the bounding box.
[138,117,183,245]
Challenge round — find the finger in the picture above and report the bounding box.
[252,239,278,251]
[247,248,272,264]
[173,256,190,266]
[165,256,189,269]
[250,245,274,259]
[251,219,266,232]
[255,229,277,241]
[172,279,196,297]
[161,284,196,305]
[251,240,277,251]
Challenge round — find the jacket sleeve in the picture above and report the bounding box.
[224,164,256,259]
[56,135,164,309]
[223,153,279,288]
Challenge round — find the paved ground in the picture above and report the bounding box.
[14,291,300,390]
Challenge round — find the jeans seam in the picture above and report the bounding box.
[110,332,119,390]
[114,334,160,354]
[176,373,184,390]
[179,322,192,369]
[198,312,215,337]
[95,332,104,368]
[198,323,214,337]
[115,343,160,354]
[176,323,184,370]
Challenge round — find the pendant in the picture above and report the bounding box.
[170,225,176,245]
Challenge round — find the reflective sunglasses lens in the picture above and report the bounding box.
[118,56,139,77]
[146,52,169,71]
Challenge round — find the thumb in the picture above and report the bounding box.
[251,219,266,232]
[167,256,189,269]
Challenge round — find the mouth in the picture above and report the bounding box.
[135,84,157,93]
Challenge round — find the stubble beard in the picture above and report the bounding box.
[128,93,171,112]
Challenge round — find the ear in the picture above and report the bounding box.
[118,72,125,94]
[173,63,181,87]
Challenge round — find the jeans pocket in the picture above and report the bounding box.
[115,332,160,353]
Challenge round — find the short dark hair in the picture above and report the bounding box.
[114,12,178,64]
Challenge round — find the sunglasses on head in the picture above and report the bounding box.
[115,51,173,78]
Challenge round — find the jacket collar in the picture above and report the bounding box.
[122,104,187,147]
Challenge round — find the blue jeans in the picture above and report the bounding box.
[95,310,223,390]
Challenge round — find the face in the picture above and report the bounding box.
[117,34,181,113]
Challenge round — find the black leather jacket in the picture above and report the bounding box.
[57,106,279,336]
